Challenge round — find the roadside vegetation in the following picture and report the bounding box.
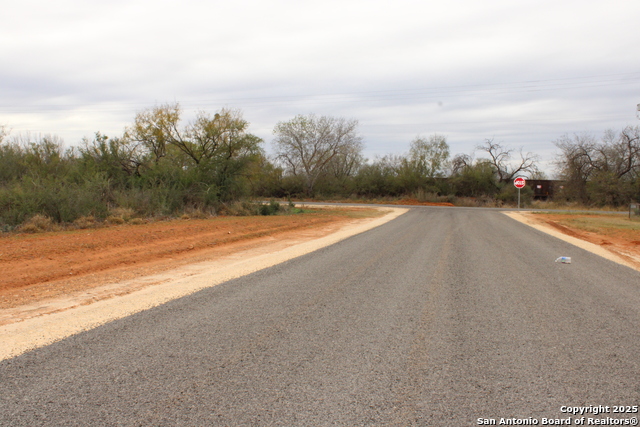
[532,211,640,233]
[527,211,640,262]
[1,103,639,233]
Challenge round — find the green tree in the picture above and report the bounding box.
[390,134,451,195]
[125,103,180,164]
[79,132,149,179]
[408,134,450,179]
[354,155,403,197]
[450,159,499,197]
[124,103,263,201]
[0,129,29,184]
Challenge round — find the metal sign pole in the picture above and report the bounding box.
[513,177,526,209]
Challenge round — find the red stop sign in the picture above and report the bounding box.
[514,177,526,189]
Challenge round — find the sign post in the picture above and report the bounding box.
[514,177,526,209]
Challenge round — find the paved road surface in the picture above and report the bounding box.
[2,208,639,426]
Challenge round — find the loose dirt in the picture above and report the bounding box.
[505,211,640,272]
[0,208,395,318]
[0,207,407,360]
[0,212,359,309]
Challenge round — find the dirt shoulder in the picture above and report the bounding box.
[0,207,397,316]
[1,211,360,308]
[504,211,640,272]
[0,207,407,360]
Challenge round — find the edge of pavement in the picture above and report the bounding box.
[0,207,408,361]
[503,211,640,272]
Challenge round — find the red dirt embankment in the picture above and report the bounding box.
[0,211,366,310]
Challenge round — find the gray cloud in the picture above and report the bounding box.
[2,0,639,175]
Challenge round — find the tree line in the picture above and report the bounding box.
[1,103,639,229]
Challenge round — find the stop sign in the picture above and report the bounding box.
[514,177,526,189]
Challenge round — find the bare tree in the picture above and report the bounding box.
[554,126,640,204]
[326,141,364,181]
[553,133,597,176]
[477,139,539,182]
[272,114,363,196]
[599,126,640,178]
[451,153,473,175]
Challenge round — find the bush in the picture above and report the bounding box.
[74,215,99,229]
[106,216,125,225]
[260,200,281,215]
[219,201,258,216]
[19,214,56,233]
[108,207,136,221]
[496,184,533,206]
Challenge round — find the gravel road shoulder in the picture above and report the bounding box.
[0,207,407,361]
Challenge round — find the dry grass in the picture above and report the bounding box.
[73,216,99,229]
[180,208,213,220]
[108,207,136,221]
[551,214,640,233]
[529,200,629,212]
[19,214,58,233]
[531,212,640,243]
[106,216,126,225]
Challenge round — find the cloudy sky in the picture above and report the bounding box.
[2,0,639,176]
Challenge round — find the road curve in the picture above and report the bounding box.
[1,207,639,426]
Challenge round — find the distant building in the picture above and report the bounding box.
[527,180,564,200]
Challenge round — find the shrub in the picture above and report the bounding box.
[74,215,99,229]
[496,184,533,206]
[19,214,55,233]
[108,207,136,221]
[260,200,281,216]
[106,216,125,225]
[219,201,258,216]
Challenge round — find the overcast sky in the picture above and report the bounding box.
[2,0,639,176]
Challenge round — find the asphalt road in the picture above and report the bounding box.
[2,208,640,426]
